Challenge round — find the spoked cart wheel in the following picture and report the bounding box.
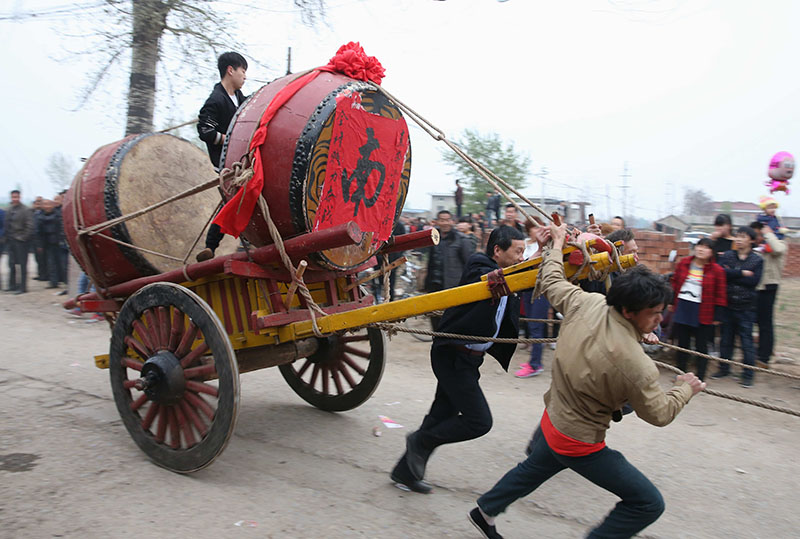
[109,283,240,473]
[278,326,385,412]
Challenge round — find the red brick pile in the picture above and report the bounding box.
[631,230,690,275]
[630,230,799,278]
[784,241,800,278]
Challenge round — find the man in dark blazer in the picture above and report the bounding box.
[196,51,248,262]
[390,225,526,493]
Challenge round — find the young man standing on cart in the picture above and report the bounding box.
[390,225,526,494]
[467,220,706,539]
[195,51,248,262]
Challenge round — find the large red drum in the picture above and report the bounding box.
[63,133,234,288]
[220,71,411,271]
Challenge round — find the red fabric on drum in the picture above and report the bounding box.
[313,93,409,242]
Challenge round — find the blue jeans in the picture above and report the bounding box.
[478,429,664,538]
[522,291,550,369]
[718,307,756,383]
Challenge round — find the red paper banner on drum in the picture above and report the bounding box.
[313,94,409,242]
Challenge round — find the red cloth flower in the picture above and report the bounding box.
[325,42,385,84]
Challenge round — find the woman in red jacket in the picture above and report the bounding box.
[669,238,727,380]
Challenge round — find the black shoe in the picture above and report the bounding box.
[406,430,433,480]
[710,370,729,380]
[740,379,753,388]
[14,289,26,295]
[390,471,432,494]
[4,287,17,292]
[468,507,503,539]
[196,248,215,262]
[46,284,59,289]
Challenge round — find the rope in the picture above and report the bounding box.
[366,82,552,227]
[254,193,326,337]
[377,322,800,418]
[381,254,391,303]
[157,119,198,133]
[659,341,800,380]
[182,200,223,265]
[652,360,800,418]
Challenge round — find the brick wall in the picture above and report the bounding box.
[632,230,800,278]
[784,241,800,278]
[632,230,690,274]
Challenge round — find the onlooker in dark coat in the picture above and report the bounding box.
[5,189,34,294]
[424,210,473,329]
[669,238,727,380]
[712,226,763,387]
[35,199,64,288]
[0,206,5,257]
[485,191,500,227]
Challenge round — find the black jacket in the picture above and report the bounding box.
[36,209,64,246]
[197,83,246,169]
[424,228,473,292]
[717,249,763,311]
[433,252,521,371]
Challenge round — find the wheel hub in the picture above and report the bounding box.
[140,350,185,405]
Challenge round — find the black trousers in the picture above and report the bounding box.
[673,322,711,380]
[7,239,29,291]
[757,285,778,363]
[416,345,493,450]
[205,223,225,251]
[43,244,61,286]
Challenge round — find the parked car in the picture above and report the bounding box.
[682,231,711,245]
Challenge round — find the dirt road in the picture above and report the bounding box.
[1,278,798,538]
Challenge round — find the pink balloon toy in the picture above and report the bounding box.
[766,151,793,194]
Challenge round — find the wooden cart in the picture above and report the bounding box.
[69,223,634,473]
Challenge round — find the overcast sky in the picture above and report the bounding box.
[2,0,799,222]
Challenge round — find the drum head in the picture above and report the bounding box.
[113,134,237,274]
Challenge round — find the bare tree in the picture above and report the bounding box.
[21,1,327,135]
[683,187,713,216]
[45,153,79,192]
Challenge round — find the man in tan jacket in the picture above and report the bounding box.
[750,221,787,367]
[468,221,705,539]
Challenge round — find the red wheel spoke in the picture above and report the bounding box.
[155,407,168,443]
[168,309,184,351]
[340,334,370,343]
[338,362,358,389]
[186,380,219,397]
[141,402,160,431]
[343,345,371,359]
[183,363,217,380]
[122,357,144,372]
[341,355,366,376]
[130,393,148,411]
[180,342,209,369]
[296,359,312,377]
[331,365,344,395]
[124,336,150,361]
[308,363,320,389]
[167,406,180,449]
[175,322,199,358]
[179,399,208,437]
[132,320,155,355]
[322,365,329,395]
[157,306,170,351]
[184,390,214,421]
[144,309,163,351]
[174,403,196,447]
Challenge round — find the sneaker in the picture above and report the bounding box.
[468,507,503,539]
[515,364,543,378]
[710,370,729,380]
[740,379,753,388]
[548,343,557,350]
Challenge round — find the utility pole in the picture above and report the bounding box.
[605,184,610,220]
[286,46,292,75]
[534,166,548,211]
[619,162,631,218]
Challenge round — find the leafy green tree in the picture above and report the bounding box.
[440,129,531,214]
